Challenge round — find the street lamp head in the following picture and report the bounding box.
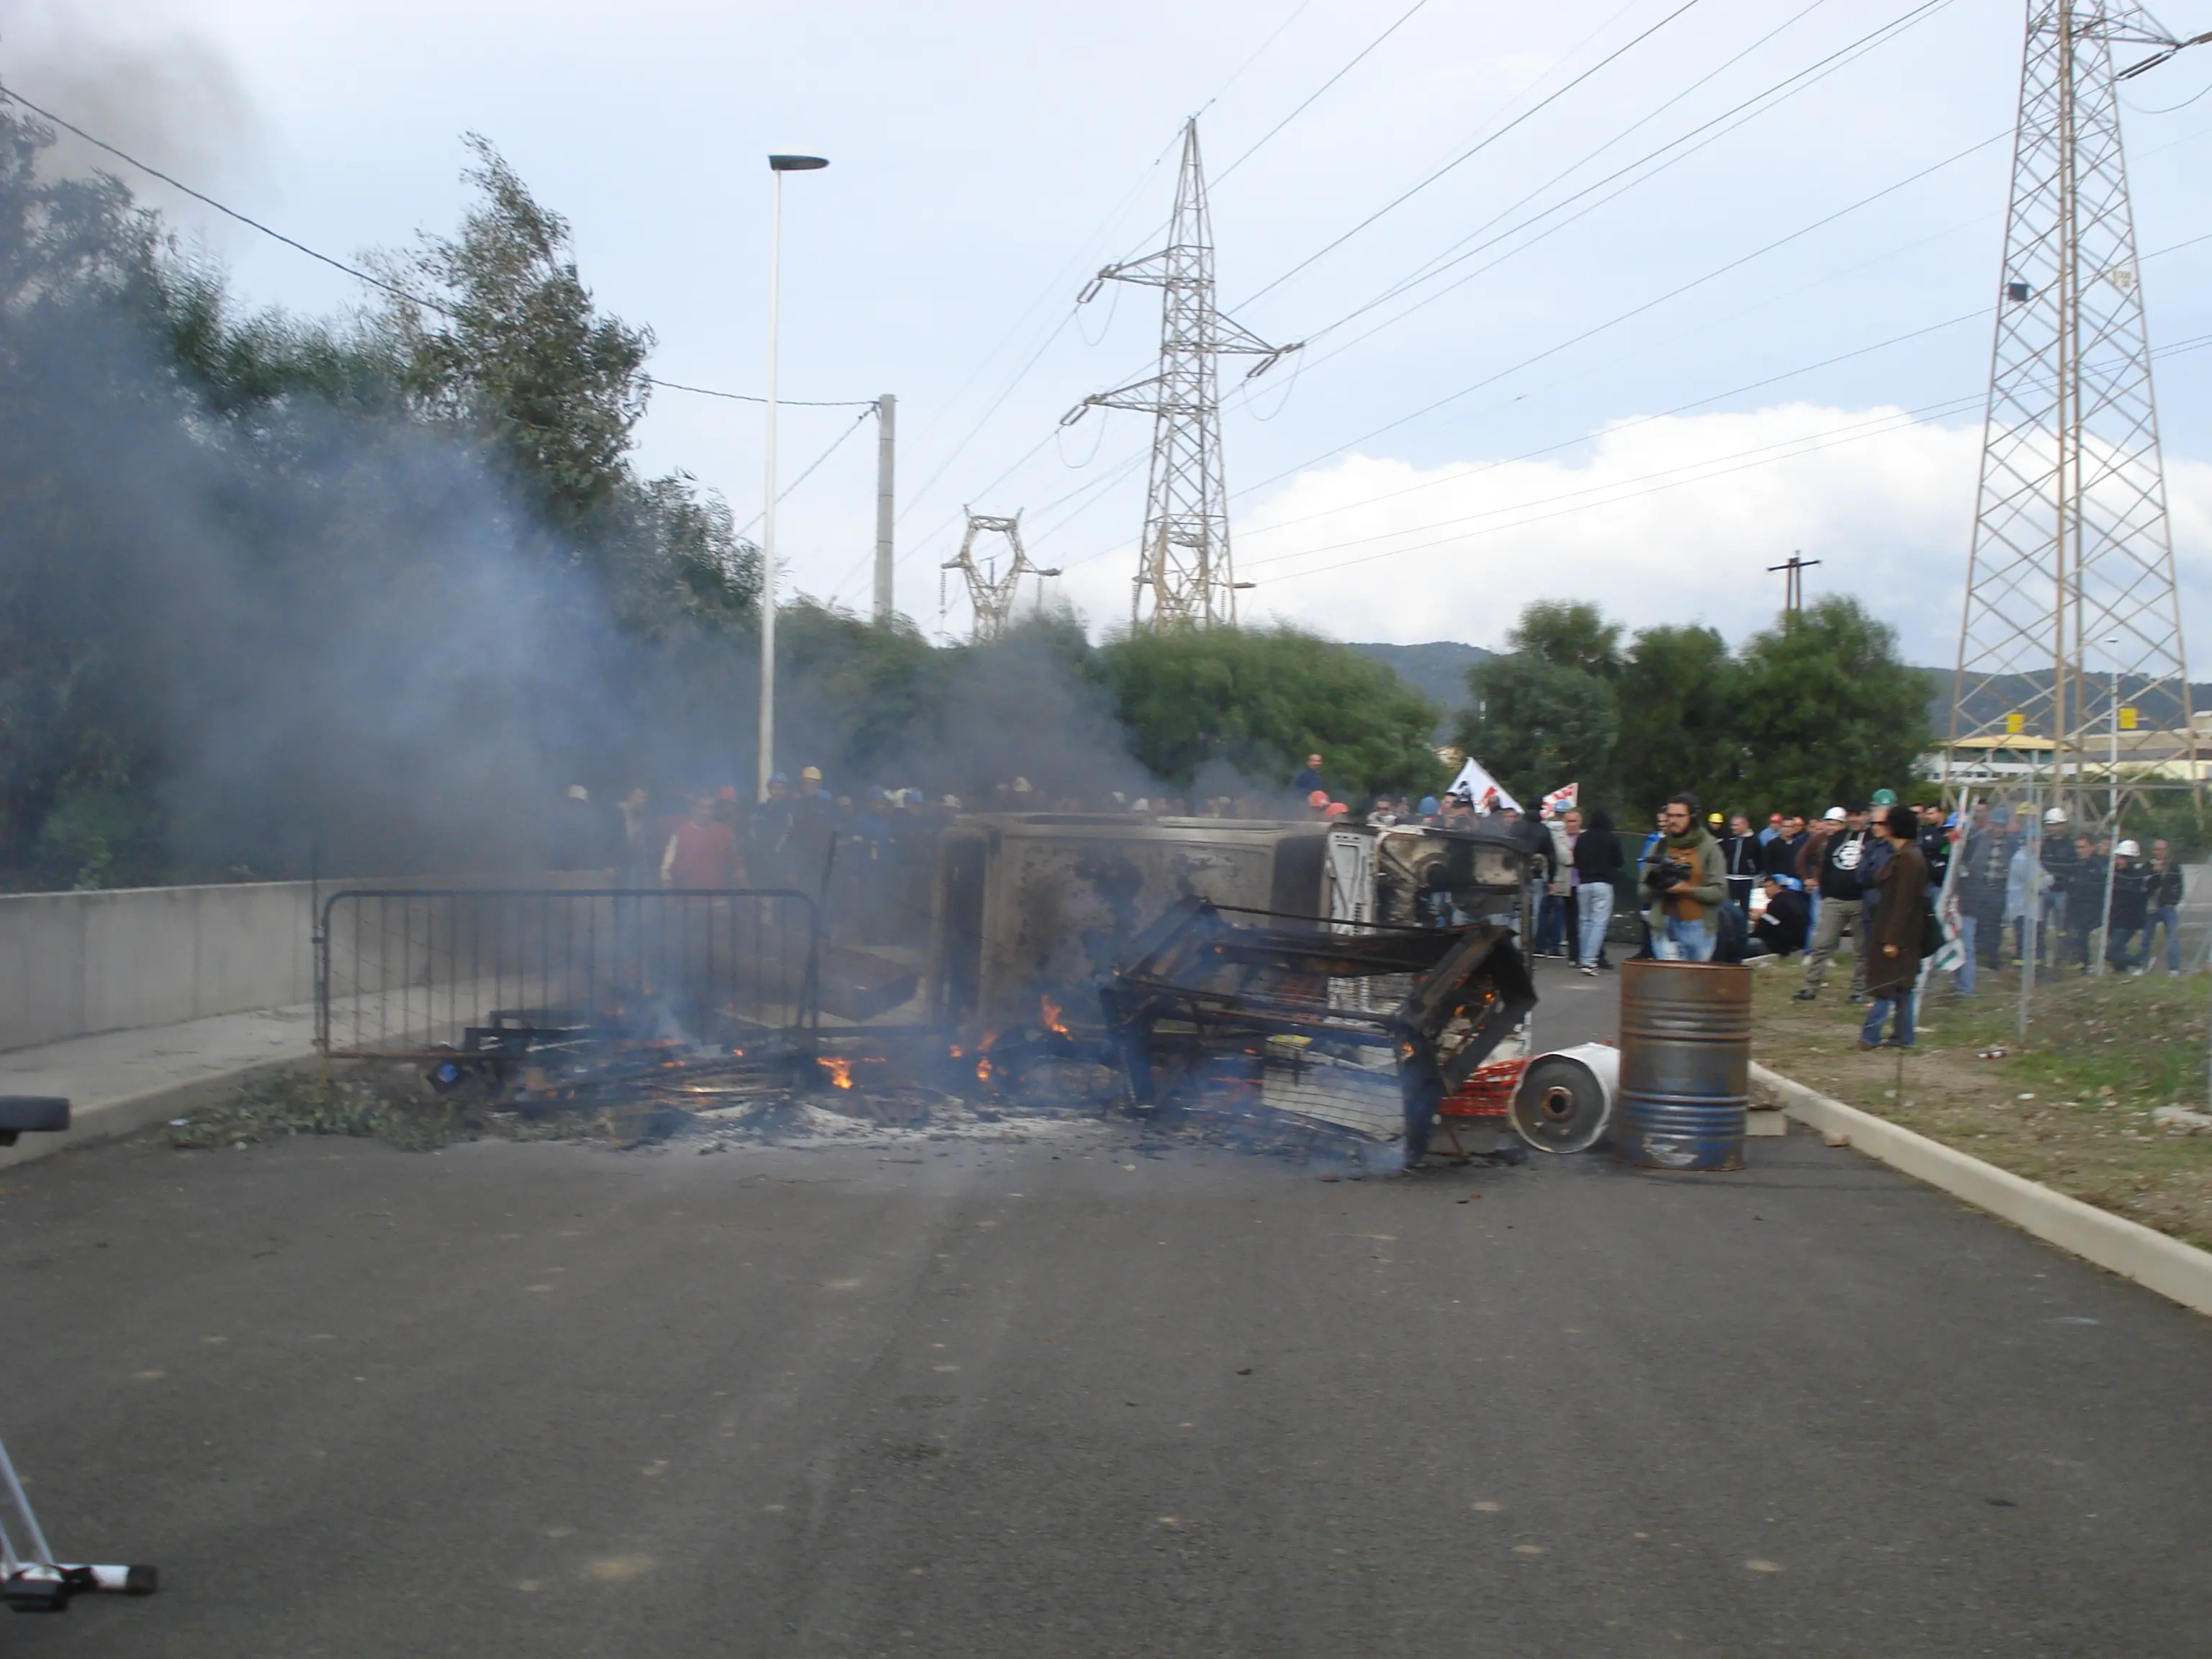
[768,154,830,171]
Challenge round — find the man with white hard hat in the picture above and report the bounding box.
[2104,838,2152,971]
[2037,806,2077,967]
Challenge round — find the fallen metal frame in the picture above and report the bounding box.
[1097,899,1536,1151]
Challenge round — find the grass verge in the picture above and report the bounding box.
[168,1066,683,1153]
[1750,961,2212,1251]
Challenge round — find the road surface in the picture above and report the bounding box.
[4,960,2208,1656]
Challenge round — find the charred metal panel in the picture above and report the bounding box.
[927,816,1334,1030]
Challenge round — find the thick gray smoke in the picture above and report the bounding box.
[0,1,257,199]
[0,106,1179,889]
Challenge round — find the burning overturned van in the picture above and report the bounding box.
[924,811,1543,1034]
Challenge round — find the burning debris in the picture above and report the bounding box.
[1097,898,1539,1160]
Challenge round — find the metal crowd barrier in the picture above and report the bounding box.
[315,889,819,1062]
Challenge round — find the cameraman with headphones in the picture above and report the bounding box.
[1641,792,1727,962]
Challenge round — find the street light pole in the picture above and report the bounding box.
[757,153,829,803]
[2095,639,2121,974]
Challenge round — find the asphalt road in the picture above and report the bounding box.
[4,960,2211,1657]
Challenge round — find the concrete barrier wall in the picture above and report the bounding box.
[0,883,315,1053]
[0,874,604,1054]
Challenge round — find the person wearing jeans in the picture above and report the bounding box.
[1572,806,1623,974]
[1861,806,1930,1048]
[2144,840,2185,972]
[1640,793,1727,965]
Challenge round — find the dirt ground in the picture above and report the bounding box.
[1749,954,2212,1250]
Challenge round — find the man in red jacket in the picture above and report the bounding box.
[660,793,746,889]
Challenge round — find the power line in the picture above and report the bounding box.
[1213,0,1433,185]
[644,377,875,408]
[1235,0,1708,311]
[0,82,467,321]
[1289,0,1950,349]
[1223,214,2211,557]
[1228,125,2010,505]
[1222,324,2212,591]
[736,405,878,539]
[924,0,1952,570]
[0,84,869,410]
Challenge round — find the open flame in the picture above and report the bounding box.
[1040,996,1069,1036]
[817,1056,855,1089]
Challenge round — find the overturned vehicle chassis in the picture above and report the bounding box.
[1097,899,1537,1156]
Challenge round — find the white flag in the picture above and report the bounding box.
[1444,757,1521,813]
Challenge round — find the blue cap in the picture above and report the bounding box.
[866,786,887,800]
[1418,796,1440,816]
[768,770,788,786]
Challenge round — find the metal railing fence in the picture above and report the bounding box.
[315,889,819,1062]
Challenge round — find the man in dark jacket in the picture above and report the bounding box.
[1761,813,1808,881]
[2039,809,2080,966]
[2062,833,2104,974]
[1572,806,1624,974]
[2142,839,2187,973]
[1796,804,1871,1001]
[1952,802,2013,986]
[1749,874,1811,958]
[1718,812,1761,912]
[2104,840,2152,971]
[1861,806,1930,1048]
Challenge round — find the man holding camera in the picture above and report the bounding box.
[1641,793,1727,962]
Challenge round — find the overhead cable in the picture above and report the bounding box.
[0,84,866,410]
[1235,0,1707,310]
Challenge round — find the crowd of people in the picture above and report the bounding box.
[1622,790,2192,1051]
[549,755,2189,1057]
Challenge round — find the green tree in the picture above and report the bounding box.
[1734,598,1933,815]
[1505,600,1622,680]
[1094,626,1442,799]
[380,137,757,631]
[1614,624,1742,816]
[1455,652,1619,806]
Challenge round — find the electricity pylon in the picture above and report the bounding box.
[942,510,1058,643]
[1064,118,1299,630]
[1948,2,2209,804]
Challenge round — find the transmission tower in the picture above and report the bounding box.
[942,510,1059,643]
[1949,2,2209,805]
[1064,118,1299,630]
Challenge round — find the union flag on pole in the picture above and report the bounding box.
[1540,782,1578,817]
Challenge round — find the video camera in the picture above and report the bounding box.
[1645,855,1695,894]
[1,1096,161,1615]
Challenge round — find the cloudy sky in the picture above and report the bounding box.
[7,0,2211,664]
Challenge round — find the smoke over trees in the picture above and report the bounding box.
[0,109,1446,889]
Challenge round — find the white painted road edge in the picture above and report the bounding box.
[1751,1061,2212,1320]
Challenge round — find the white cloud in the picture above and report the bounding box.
[1140,403,2212,667]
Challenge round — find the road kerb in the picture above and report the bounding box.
[1750,1061,2212,1319]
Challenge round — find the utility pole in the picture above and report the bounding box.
[873,392,896,625]
[942,510,1060,643]
[756,152,829,804]
[1064,118,1298,630]
[1947,3,2203,819]
[1767,551,1820,615]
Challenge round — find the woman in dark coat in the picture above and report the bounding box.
[1861,804,1929,1049]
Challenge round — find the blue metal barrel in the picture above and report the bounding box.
[1614,959,1751,1171]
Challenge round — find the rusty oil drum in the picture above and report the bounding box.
[1614,959,1752,1171]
